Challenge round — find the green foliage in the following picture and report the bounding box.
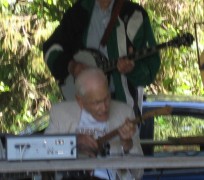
[1,0,204,134]
[154,115,204,152]
[0,0,64,133]
[142,0,204,96]
[155,115,204,140]
[42,0,75,21]
[0,81,9,92]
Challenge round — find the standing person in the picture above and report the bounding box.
[44,68,144,180]
[43,0,161,113]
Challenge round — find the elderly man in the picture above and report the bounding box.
[45,68,143,180]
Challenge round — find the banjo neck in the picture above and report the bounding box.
[97,106,173,153]
[103,43,162,73]
[102,32,194,73]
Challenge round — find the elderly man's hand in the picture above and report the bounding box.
[77,134,98,157]
[118,118,136,153]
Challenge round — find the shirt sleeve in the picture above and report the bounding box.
[43,3,89,84]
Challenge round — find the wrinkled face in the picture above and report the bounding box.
[77,82,111,122]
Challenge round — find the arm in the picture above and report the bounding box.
[44,105,60,134]
[127,10,161,86]
[43,3,89,84]
[116,4,160,86]
[118,118,135,153]
[121,110,144,180]
[77,134,99,157]
[115,105,144,179]
[107,103,143,155]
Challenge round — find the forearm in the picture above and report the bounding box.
[129,130,143,156]
[43,12,82,83]
[126,13,160,86]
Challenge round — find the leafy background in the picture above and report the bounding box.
[0,0,204,136]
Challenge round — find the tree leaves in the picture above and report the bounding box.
[1,0,204,133]
[142,0,204,96]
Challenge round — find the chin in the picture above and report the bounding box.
[97,115,109,122]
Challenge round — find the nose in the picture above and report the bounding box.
[100,101,107,112]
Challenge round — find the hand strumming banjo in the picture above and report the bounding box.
[61,33,194,100]
[96,106,173,156]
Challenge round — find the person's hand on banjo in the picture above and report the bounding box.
[117,46,135,74]
[68,47,135,77]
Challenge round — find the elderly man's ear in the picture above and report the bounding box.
[75,95,84,109]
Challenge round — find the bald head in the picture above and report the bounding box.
[75,68,108,97]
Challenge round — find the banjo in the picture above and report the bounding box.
[97,106,173,156]
[61,33,194,100]
[76,106,173,156]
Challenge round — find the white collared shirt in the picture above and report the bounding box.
[76,109,116,180]
[86,0,114,57]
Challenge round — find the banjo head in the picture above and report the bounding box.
[73,48,109,70]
